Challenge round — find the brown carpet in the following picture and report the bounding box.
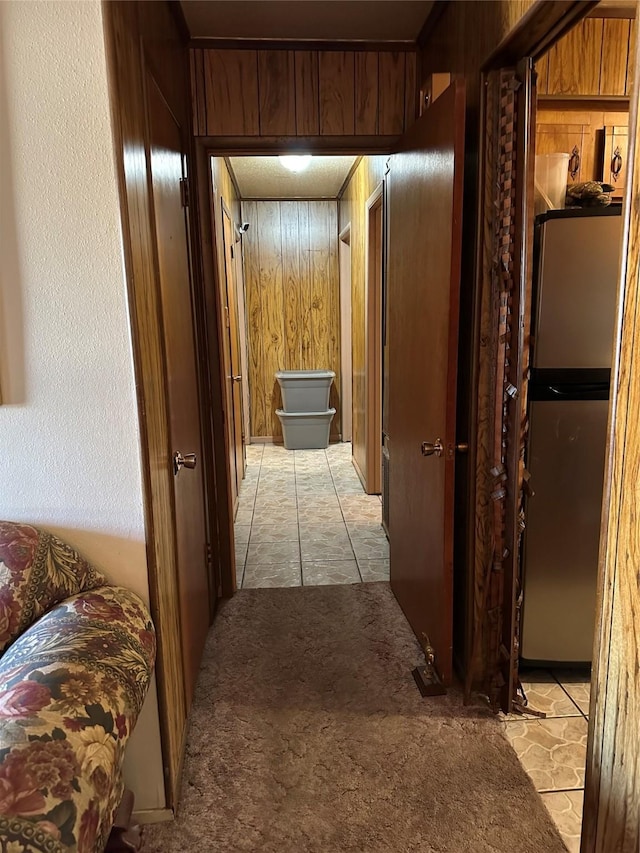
[142,583,567,852]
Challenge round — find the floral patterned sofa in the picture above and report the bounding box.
[0,522,156,853]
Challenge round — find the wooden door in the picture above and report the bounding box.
[147,76,211,703]
[221,204,245,500]
[387,80,465,686]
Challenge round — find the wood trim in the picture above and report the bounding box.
[582,18,640,850]
[101,1,187,810]
[485,1,599,67]
[222,156,241,199]
[586,5,637,18]
[237,196,342,202]
[131,808,174,825]
[352,453,367,492]
[364,183,384,495]
[337,155,363,199]
[339,224,353,442]
[168,0,190,42]
[189,38,418,52]
[200,136,398,155]
[537,95,631,108]
[416,1,448,51]
[194,145,236,598]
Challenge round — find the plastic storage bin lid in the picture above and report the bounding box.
[275,369,335,381]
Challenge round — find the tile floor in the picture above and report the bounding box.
[502,669,591,852]
[234,442,388,589]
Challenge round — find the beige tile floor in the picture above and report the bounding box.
[234,442,388,589]
[502,669,591,852]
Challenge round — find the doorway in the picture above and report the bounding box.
[480,7,636,851]
[207,153,390,589]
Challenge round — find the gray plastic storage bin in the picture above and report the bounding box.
[275,369,335,413]
[276,408,336,450]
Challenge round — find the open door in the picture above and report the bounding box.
[221,203,246,503]
[147,76,211,704]
[387,81,465,687]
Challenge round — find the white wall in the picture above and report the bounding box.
[0,1,166,813]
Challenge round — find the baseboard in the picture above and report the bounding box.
[132,808,174,825]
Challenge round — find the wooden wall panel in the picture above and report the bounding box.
[404,51,417,130]
[241,200,267,437]
[600,19,631,96]
[355,52,379,135]
[191,47,419,140]
[319,51,355,135]
[299,204,313,370]
[339,157,386,478]
[282,204,303,367]
[582,47,640,851]
[379,52,406,135]
[258,50,296,135]
[294,51,320,135]
[190,48,207,134]
[242,202,340,439]
[204,49,259,135]
[627,20,637,96]
[547,18,604,95]
[257,202,285,438]
[538,16,634,99]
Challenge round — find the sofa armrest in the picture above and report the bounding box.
[0,586,155,853]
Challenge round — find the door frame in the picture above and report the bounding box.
[362,184,384,495]
[220,197,246,504]
[339,223,353,442]
[472,2,640,851]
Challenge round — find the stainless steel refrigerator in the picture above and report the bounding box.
[520,207,623,665]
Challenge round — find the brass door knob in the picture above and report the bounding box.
[173,451,197,475]
[421,439,444,457]
[232,375,242,383]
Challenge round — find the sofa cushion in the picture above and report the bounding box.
[0,524,107,656]
[0,585,155,853]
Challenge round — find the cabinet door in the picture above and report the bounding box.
[537,123,586,184]
[601,125,629,199]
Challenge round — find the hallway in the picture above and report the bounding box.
[234,442,389,589]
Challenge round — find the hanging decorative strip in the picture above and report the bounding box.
[468,68,522,711]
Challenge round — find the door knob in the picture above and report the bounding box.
[173,451,197,475]
[421,439,444,457]
[232,375,242,383]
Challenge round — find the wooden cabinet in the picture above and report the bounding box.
[537,123,589,184]
[601,125,629,198]
[191,47,418,139]
[537,109,629,193]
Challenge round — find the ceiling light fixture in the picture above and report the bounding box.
[279,154,312,173]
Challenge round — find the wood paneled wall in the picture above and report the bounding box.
[582,33,640,849]
[537,16,636,96]
[241,201,340,440]
[339,156,386,479]
[190,47,417,140]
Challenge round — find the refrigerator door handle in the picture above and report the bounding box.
[548,383,609,398]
